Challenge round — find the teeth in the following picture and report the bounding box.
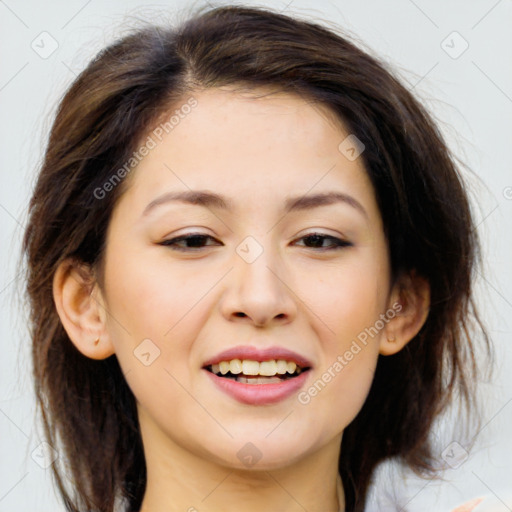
[219,361,230,375]
[242,360,260,375]
[287,362,297,374]
[237,376,283,384]
[229,359,242,374]
[259,360,277,376]
[276,360,288,374]
[208,358,304,377]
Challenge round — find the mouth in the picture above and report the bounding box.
[204,359,311,384]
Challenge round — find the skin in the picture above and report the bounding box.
[53,87,430,512]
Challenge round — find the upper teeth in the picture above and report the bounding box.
[210,359,300,376]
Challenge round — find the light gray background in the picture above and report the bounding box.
[1,1,511,510]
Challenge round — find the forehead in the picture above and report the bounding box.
[114,87,379,224]
[161,86,347,149]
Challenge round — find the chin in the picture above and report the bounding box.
[200,432,318,471]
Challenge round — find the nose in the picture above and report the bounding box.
[219,242,297,327]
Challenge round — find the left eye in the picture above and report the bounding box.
[293,233,352,250]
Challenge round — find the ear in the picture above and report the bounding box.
[379,270,430,356]
[53,258,115,360]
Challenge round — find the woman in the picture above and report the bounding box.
[22,5,492,511]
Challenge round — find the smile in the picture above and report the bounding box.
[202,345,313,404]
[206,358,308,384]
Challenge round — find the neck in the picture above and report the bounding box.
[138,412,345,512]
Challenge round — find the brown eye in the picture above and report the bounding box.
[294,233,352,250]
[160,234,222,251]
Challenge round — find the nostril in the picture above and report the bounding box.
[234,312,246,317]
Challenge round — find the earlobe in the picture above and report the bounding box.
[53,259,115,360]
[379,271,430,356]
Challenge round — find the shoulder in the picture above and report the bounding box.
[450,497,484,511]
[362,458,512,512]
[450,495,512,511]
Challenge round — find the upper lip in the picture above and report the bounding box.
[202,345,313,369]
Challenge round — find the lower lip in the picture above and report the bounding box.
[203,369,310,405]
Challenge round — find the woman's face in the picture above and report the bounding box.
[99,87,397,470]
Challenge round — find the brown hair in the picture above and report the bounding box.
[22,4,490,511]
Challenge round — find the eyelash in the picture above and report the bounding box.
[159,232,353,252]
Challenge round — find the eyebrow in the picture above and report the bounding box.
[142,190,368,218]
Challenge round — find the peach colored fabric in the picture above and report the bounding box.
[451,498,484,512]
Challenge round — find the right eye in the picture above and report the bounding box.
[159,233,223,252]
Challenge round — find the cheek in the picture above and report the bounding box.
[100,247,203,415]
[300,336,380,436]
[296,253,386,425]
[304,255,388,339]
[101,242,222,392]
[102,243,207,339]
